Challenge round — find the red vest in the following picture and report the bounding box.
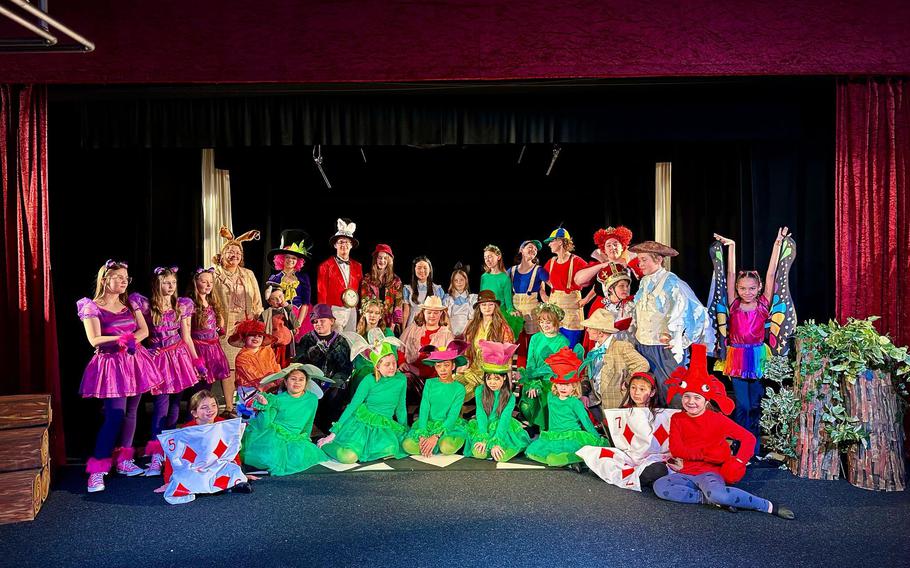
[317,257,363,306]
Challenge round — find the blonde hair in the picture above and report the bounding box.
[93,262,130,308]
[357,300,385,335]
[190,271,225,332]
[447,268,471,296]
[370,253,396,287]
[483,245,506,273]
[550,382,582,398]
[150,269,179,326]
[372,354,396,381]
[414,308,450,327]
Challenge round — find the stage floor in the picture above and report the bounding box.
[2,463,909,567]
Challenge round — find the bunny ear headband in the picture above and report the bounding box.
[215,226,261,262]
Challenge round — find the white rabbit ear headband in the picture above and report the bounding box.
[330,218,359,248]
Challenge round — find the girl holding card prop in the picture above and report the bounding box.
[240,364,332,476]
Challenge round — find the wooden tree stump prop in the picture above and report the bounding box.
[788,340,841,480]
[845,371,906,491]
[0,394,52,524]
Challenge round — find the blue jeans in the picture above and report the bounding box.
[732,378,764,455]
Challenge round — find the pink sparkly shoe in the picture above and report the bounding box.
[87,472,106,493]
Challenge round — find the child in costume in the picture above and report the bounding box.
[653,344,794,519]
[581,263,636,351]
[518,303,573,431]
[399,296,455,400]
[188,267,230,390]
[443,262,476,338]
[360,243,404,334]
[317,218,363,332]
[260,284,298,367]
[579,309,648,412]
[402,341,469,456]
[577,372,677,491]
[298,304,353,434]
[350,298,396,392]
[212,226,263,416]
[480,244,524,340]
[266,229,313,342]
[711,227,793,454]
[629,240,713,407]
[78,260,164,492]
[134,267,206,476]
[241,364,332,475]
[463,341,530,462]
[230,319,280,419]
[157,390,250,495]
[575,225,644,286]
[525,347,611,468]
[402,256,445,328]
[542,227,596,348]
[459,290,516,399]
[509,240,550,365]
[318,337,408,464]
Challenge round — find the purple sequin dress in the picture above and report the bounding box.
[191,305,230,382]
[77,298,163,398]
[130,294,199,395]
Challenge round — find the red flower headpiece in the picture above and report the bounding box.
[594,226,633,250]
[545,347,584,384]
[665,344,734,415]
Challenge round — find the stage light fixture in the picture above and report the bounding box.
[546,144,561,176]
[360,147,367,164]
[312,145,332,189]
[517,145,526,164]
[0,0,94,52]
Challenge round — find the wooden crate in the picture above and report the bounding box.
[0,394,52,430]
[0,427,49,473]
[0,467,48,524]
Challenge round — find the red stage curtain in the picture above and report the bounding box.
[835,78,910,347]
[0,85,65,464]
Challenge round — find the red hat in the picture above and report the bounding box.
[665,344,734,415]
[545,347,584,384]
[373,243,394,258]
[228,319,276,348]
[594,226,633,250]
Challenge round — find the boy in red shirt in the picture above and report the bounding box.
[653,344,794,519]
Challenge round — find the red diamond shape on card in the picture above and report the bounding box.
[653,425,669,446]
[181,445,197,464]
[173,483,190,497]
[213,439,228,459]
[599,448,614,459]
[213,475,230,491]
[623,425,635,445]
[621,467,635,479]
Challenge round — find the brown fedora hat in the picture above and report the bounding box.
[628,240,678,257]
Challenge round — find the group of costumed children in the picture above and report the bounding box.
[75,218,795,518]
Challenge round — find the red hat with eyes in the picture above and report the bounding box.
[665,344,734,415]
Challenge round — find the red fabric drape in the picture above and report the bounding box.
[0,84,65,464]
[835,78,910,347]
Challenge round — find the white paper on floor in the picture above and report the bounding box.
[319,460,361,472]
[408,454,465,468]
[496,461,546,470]
[353,462,395,472]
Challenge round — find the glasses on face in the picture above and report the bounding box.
[108,275,133,284]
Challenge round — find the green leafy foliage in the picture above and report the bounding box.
[760,356,799,458]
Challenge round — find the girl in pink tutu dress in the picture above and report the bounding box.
[189,267,230,389]
[131,267,205,476]
[78,260,164,493]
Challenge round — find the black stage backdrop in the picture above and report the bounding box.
[48,79,833,457]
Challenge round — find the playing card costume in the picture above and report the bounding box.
[629,241,713,406]
[576,401,679,492]
[402,342,468,456]
[653,344,770,512]
[525,348,611,467]
[317,219,363,331]
[240,364,330,475]
[463,341,531,462]
[158,417,247,505]
[321,340,408,464]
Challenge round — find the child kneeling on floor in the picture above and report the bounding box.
[240,364,332,475]
[653,344,794,519]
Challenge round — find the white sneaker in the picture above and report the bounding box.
[87,472,106,493]
[116,459,145,477]
[145,453,165,476]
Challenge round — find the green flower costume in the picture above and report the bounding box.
[519,332,570,429]
[403,378,467,455]
[350,327,396,393]
[241,390,328,476]
[480,271,525,339]
[322,371,408,464]
[463,386,531,462]
[525,395,610,466]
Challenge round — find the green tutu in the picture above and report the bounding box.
[404,418,467,443]
[464,417,531,459]
[241,421,328,476]
[326,404,407,462]
[502,306,525,341]
[525,429,610,466]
